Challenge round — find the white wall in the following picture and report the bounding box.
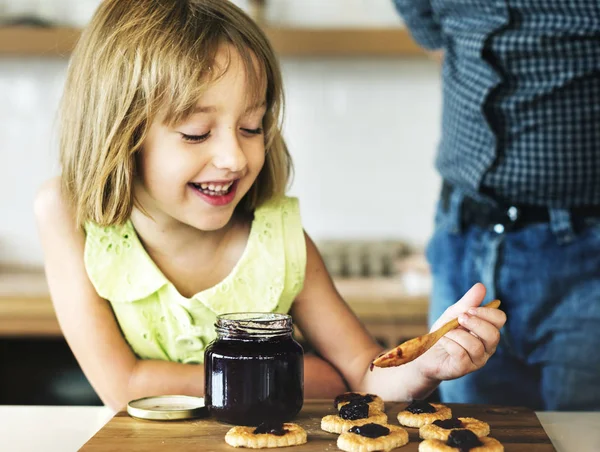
[283,58,442,241]
[0,0,443,266]
[0,58,66,265]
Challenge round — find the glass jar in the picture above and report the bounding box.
[204,313,304,426]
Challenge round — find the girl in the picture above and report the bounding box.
[35,0,505,412]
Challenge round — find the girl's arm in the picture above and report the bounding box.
[291,232,505,401]
[34,178,206,411]
[34,179,346,410]
[304,354,349,398]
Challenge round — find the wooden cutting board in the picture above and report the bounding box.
[81,400,555,451]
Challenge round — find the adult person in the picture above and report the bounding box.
[393,0,600,411]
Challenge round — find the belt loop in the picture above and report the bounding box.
[548,208,575,245]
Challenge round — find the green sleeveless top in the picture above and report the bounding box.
[83,197,306,364]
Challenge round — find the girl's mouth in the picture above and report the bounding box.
[189,180,238,206]
[190,180,235,196]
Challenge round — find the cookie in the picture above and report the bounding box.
[334,392,385,412]
[337,422,410,452]
[397,400,452,428]
[225,422,307,448]
[322,401,388,434]
[420,417,490,440]
[419,429,503,452]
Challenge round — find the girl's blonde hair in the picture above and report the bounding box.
[60,0,292,228]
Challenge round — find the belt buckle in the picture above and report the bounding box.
[494,206,520,233]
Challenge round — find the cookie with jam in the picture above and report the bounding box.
[337,422,409,452]
[419,429,504,452]
[334,391,385,412]
[420,417,490,440]
[321,401,388,434]
[397,400,452,428]
[225,422,307,448]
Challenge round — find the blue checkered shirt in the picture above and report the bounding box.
[393,0,600,207]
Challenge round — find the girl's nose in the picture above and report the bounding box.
[212,133,247,173]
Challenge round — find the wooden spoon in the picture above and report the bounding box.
[371,299,501,369]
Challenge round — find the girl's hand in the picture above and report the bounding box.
[415,283,507,382]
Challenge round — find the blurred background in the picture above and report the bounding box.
[0,0,441,406]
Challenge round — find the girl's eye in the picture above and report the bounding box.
[241,127,263,136]
[180,132,210,143]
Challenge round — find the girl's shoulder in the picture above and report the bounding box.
[34,177,75,234]
[251,195,305,248]
[83,219,168,303]
[255,194,299,212]
[253,195,301,221]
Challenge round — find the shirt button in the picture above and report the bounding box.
[493,224,505,234]
[507,206,519,222]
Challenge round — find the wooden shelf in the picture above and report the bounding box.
[264,27,423,57]
[0,26,424,57]
[0,269,428,339]
[0,26,80,57]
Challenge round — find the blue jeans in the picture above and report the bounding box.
[426,187,600,411]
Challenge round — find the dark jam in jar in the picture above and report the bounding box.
[204,313,304,426]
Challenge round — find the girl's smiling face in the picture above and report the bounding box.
[134,44,267,232]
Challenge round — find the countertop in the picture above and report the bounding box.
[0,406,598,452]
[0,268,430,338]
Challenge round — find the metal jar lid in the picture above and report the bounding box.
[127,395,208,421]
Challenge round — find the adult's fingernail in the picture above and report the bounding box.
[468,308,477,315]
[459,313,470,323]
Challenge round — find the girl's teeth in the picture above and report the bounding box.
[193,181,234,195]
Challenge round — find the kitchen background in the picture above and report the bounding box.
[0,0,441,405]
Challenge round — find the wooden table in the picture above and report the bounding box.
[81,400,555,451]
[4,406,599,452]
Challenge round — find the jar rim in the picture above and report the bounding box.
[215,312,292,338]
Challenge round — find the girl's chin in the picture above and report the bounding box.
[188,208,239,232]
